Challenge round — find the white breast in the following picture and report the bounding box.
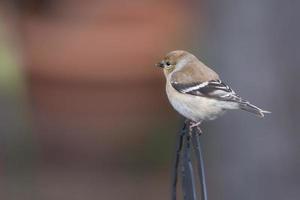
[165,81,233,121]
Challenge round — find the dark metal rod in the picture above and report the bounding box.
[192,131,208,200]
[181,143,187,200]
[172,120,208,200]
[182,131,197,200]
[172,121,187,200]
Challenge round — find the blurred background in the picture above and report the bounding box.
[0,0,299,200]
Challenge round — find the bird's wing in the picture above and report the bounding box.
[171,79,271,117]
[171,79,245,103]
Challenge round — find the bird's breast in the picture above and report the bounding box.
[165,82,226,121]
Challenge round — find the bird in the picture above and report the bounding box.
[156,50,270,129]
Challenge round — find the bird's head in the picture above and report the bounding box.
[156,50,193,76]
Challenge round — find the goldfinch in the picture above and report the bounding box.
[156,50,270,127]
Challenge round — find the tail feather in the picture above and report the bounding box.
[239,102,271,118]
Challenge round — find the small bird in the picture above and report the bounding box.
[156,50,270,129]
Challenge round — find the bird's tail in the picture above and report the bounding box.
[239,102,271,118]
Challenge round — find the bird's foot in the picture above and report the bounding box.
[189,121,203,135]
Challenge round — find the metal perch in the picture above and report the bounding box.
[171,120,208,200]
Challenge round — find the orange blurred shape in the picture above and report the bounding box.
[22,1,191,82]
[18,0,194,163]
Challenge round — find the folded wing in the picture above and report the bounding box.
[171,79,270,117]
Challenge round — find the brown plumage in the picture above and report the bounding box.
[171,61,219,83]
[162,50,219,83]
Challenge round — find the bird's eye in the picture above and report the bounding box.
[166,61,171,66]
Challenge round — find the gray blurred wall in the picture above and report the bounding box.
[197,1,300,200]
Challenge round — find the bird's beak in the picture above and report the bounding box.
[156,61,164,68]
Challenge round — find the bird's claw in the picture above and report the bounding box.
[188,120,203,135]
